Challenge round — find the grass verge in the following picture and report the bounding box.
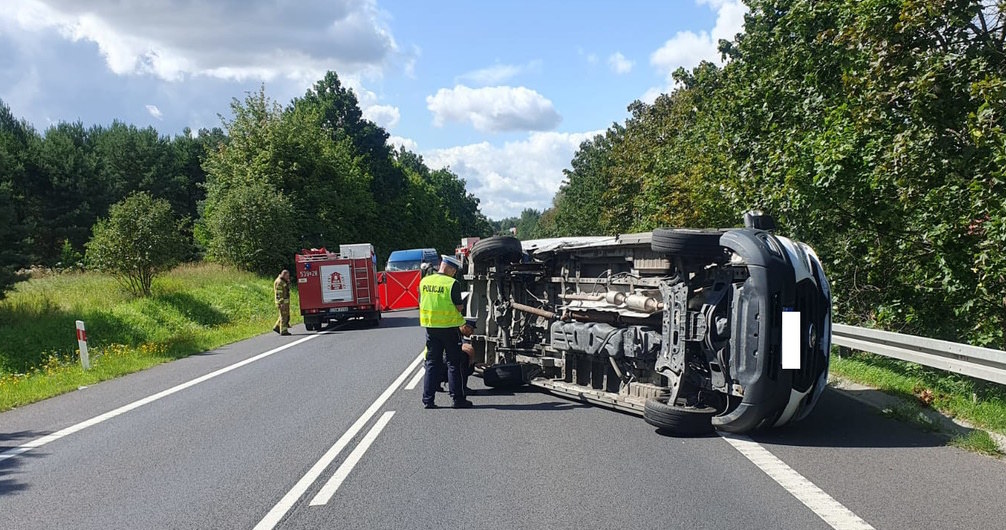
[0,263,300,411]
[831,351,1006,435]
[949,430,1004,457]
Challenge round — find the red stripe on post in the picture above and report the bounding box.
[76,329,86,342]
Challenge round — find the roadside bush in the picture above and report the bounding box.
[85,192,189,296]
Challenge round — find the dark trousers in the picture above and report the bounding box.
[423,327,466,405]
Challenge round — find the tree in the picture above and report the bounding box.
[0,99,32,298]
[203,180,295,274]
[545,0,1006,347]
[85,192,188,296]
[199,86,376,267]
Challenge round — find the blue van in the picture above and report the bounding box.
[385,248,439,271]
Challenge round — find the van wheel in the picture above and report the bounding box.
[651,228,724,257]
[482,363,527,388]
[470,236,523,265]
[643,397,716,435]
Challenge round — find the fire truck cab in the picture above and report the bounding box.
[295,244,381,331]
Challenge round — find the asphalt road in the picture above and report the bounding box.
[2,310,1006,529]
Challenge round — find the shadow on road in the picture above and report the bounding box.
[0,430,50,451]
[367,314,420,330]
[751,387,950,449]
[0,431,48,497]
[476,401,592,412]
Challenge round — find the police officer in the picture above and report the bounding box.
[273,269,292,336]
[420,255,473,409]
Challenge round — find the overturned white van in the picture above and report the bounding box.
[464,212,831,435]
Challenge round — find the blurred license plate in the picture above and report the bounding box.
[331,307,349,312]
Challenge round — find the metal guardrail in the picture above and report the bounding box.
[832,323,1006,386]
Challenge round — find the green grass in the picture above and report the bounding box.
[878,402,941,433]
[831,351,1006,434]
[0,263,300,410]
[949,430,1004,457]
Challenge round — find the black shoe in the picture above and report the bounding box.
[272,326,280,334]
[452,400,474,409]
[281,331,291,336]
[464,388,475,395]
[436,385,446,393]
[424,402,438,409]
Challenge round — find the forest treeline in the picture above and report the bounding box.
[519,0,1006,347]
[3,0,1005,348]
[0,71,491,292]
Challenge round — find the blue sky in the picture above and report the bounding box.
[0,0,746,219]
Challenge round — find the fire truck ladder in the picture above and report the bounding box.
[354,264,371,304]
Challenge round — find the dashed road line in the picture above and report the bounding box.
[310,410,396,506]
[404,367,425,390]
[254,351,424,530]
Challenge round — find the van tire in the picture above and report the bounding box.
[482,363,527,388]
[651,228,724,257]
[470,236,523,265]
[643,397,716,435]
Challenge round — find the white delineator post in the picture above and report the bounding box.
[75,320,90,370]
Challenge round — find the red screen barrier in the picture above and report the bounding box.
[378,270,422,311]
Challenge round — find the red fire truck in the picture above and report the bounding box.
[454,237,480,267]
[295,244,381,331]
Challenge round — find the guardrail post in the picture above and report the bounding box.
[75,320,90,370]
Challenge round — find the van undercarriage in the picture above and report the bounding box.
[463,219,831,435]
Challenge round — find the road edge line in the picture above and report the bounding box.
[0,333,322,463]
[719,433,875,530]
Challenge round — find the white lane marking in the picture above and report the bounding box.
[720,433,875,530]
[310,410,395,506]
[0,333,322,463]
[404,367,425,390]
[255,352,424,530]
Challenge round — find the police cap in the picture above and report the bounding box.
[441,255,462,270]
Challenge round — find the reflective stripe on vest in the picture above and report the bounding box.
[419,273,465,328]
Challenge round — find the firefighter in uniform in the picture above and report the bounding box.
[420,255,474,409]
[273,269,292,336]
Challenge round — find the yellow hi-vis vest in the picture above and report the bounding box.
[419,273,466,328]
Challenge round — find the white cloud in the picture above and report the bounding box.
[423,130,602,219]
[362,104,399,130]
[607,52,633,75]
[576,48,599,65]
[649,0,747,87]
[456,60,542,86]
[388,135,418,152]
[426,85,561,133]
[145,104,163,120]
[640,87,662,105]
[0,0,398,83]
